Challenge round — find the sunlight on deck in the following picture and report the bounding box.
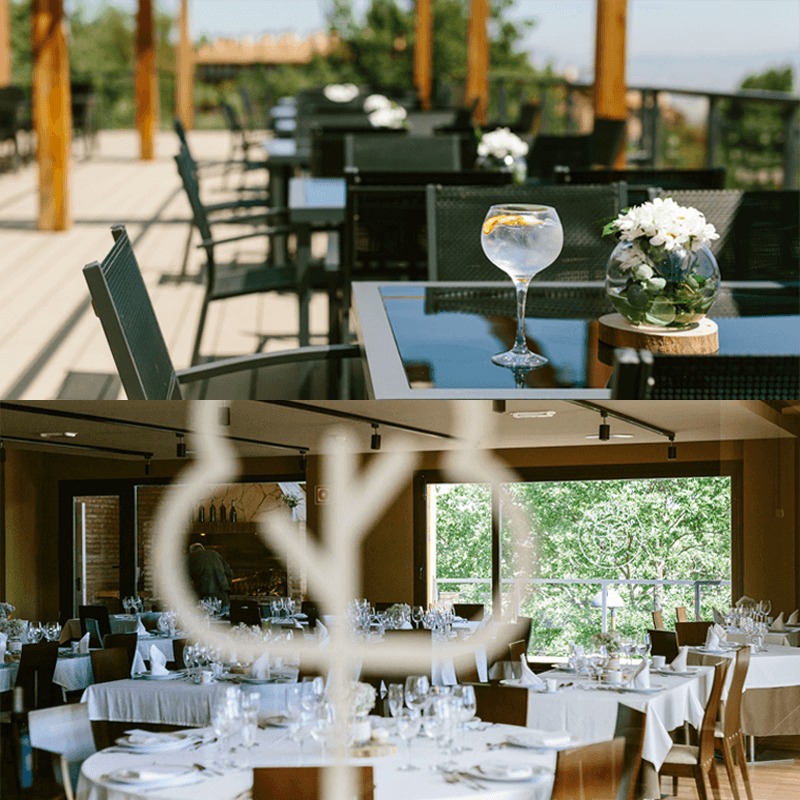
[0,130,330,400]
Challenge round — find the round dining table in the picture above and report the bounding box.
[76,722,561,800]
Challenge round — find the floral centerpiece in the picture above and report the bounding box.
[590,630,622,655]
[323,83,360,103]
[0,602,15,619]
[363,94,407,129]
[348,680,377,717]
[384,603,411,629]
[476,127,529,184]
[602,197,721,328]
[0,618,25,639]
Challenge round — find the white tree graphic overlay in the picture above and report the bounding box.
[151,401,537,800]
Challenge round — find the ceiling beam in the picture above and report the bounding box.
[566,400,676,439]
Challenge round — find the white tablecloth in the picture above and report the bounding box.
[689,642,800,690]
[529,668,712,774]
[81,677,297,728]
[76,722,557,800]
[1,653,94,692]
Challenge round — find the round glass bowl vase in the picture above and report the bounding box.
[605,240,721,329]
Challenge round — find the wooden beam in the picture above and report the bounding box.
[175,0,194,130]
[135,0,158,161]
[32,0,71,231]
[465,0,489,125]
[594,0,627,167]
[413,0,432,111]
[0,0,11,87]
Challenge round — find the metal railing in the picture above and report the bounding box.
[436,576,731,633]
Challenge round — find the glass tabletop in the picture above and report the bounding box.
[377,284,800,392]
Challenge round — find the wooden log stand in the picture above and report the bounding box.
[597,313,719,366]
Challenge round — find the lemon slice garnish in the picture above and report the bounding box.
[482,214,544,235]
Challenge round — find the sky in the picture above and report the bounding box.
[75,0,800,94]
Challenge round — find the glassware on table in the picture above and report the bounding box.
[300,677,325,711]
[44,622,61,643]
[240,690,261,749]
[387,684,405,719]
[480,203,564,369]
[288,709,314,765]
[211,686,242,769]
[404,675,431,714]
[27,622,44,643]
[310,701,336,760]
[451,685,476,753]
[395,708,421,771]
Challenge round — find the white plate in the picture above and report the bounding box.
[138,671,184,680]
[238,676,273,684]
[260,715,289,728]
[465,762,550,783]
[506,732,577,750]
[654,667,700,677]
[499,679,545,689]
[114,734,193,753]
[615,683,667,694]
[105,765,200,786]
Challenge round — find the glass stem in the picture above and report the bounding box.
[513,278,531,353]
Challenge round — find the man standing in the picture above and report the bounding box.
[187,543,233,608]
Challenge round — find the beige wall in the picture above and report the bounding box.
[2,437,798,620]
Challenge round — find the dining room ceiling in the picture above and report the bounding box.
[0,400,797,464]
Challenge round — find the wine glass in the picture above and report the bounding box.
[240,690,261,749]
[211,686,241,769]
[387,684,405,719]
[404,676,430,715]
[310,701,336,760]
[45,622,61,643]
[480,203,564,369]
[301,677,325,712]
[396,708,421,771]
[288,709,314,765]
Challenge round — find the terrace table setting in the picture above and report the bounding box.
[76,721,561,800]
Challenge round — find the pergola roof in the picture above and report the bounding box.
[195,31,338,66]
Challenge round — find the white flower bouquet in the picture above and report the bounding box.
[0,602,15,619]
[364,94,407,129]
[590,630,622,654]
[0,618,25,639]
[603,197,721,328]
[323,83,360,103]
[477,127,529,161]
[348,680,377,716]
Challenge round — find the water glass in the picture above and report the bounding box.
[404,675,430,714]
[395,708,421,771]
[240,690,260,748]
[288,710,314,765]
[211,686,242,769]
[387,684,404,718]
[310,701,336,759]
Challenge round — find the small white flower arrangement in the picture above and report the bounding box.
[0,618,25,639]
[590,631,622,654]
[348,680,377,716]
[477,127,529,162]
[364,94,407,129]
[323,83,360,103]
[0,602,15,619]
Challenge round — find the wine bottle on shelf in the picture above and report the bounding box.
[13,685,33,789]
[209,502,216,523]
[220,503,227,523]
[230,503,237,523]
[198,505,205,523]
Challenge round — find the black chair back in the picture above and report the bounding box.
[79,605,112,642]
[16,642,59,709]
[426,183,626,283]
[346,134,462,173]
[527,134,593,179]
[103,633,139,671]
[647,628,679,663]
[229,599,262,627]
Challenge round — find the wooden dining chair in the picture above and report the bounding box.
[715,646,753,800]
[452,650,481,684]
[170,638,189,671]
[90,647,131,684]
[647,629,679,664]
[508,639,527,677]
[79,604,111,644]
[102,633,138,671]
[652,609,665,629]
[675,621,714,647]
[253,766,374,800]
[15,642,60,710]
[453,603,484,622]
[550,737,625,800]
[675,606,689,623]
[613,704,646,800]
[658,662,730,800]
[472,684,528,726]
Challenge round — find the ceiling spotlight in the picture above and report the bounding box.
[599,412,610,441]
[510,410,557,419]
[219,404,230,427]
[371,424,381,451]
[145,457,152,476]
[585,433,634,440]
[300,451,307,475]
[38,431,78,439]
[668,436,677,461]
[176,434,186,458]
[492,400,506,413]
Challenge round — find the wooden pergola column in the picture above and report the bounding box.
[0,0,11,87]
[175,0,193,130]
[135,0,158,160]
[32,0,71,231]
[465,0,489,125]
[413,0,432,111]
[594,0,628,168]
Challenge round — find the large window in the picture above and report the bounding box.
[419,463,739,655]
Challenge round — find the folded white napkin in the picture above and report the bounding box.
[316,620,329,643]
[401,621,413,629]
[79,632,91,654]
[630,658,651,689]
[124,729,177,745]
[735,596,753,608]
[149,644,169,676]
[517,655,543,686]
[704,627,721,651]
[712,607,726,626]
[671,646,689,672]
[516,730,572,747]
[772,612,785,631]
[136,618,148,636]
[251,651,271,680]
[712,623,727,642]
[0,631,6,663]
[131,648,146,675]
[788,610,799,626]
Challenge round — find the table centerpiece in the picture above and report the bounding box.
[476,127,529,184]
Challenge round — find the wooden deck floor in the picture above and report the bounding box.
[0,130,331,399]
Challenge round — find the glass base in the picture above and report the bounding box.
[491,348,548,369]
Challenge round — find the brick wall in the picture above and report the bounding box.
[76,495,120,606]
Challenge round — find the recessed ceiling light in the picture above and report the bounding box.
[585,433,634,439]
[510,411,557,419]
[38,432,78,439]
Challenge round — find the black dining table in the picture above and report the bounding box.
[351,281,800,399]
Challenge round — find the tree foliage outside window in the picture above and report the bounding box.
[433,477,731,656]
